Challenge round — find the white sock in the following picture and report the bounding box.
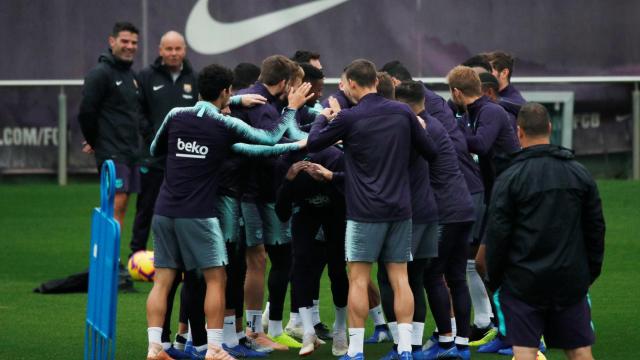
[369,304,386,326]
[412,322,424,346]
[288,312,300,327]
[388,321,399,344]
[268,320,283,337]
[347,328,364,357]
[299,306,316,336]
[196,344,207,352]
[333,306,347,331]
[312,299,321,325]
[451,317,457,337]
[397,323,413,353]
[439,335,454,344]
[223,316,238,346]
[206,328,224,347]
[467,260,493,328]
[246,310,263,333]
[455,337,469,346]
[187,322,193,341]
[148,327,162,346]
[264,302,270,319]
[161,342,171,350]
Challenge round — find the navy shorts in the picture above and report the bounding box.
[495,287,595,349]
[99,162,141,194]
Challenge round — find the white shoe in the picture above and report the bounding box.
[331,329,348,356]
[299,333,321,356]
[285,321,305,341]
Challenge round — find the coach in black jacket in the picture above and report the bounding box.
[78,22,144,229]
[130,30,198,255]
[485,103,604,359]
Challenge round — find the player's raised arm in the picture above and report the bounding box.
[231,139,305,157]
[306,108,346,152]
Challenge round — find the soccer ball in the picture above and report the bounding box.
[512,351,546,360]
[127,250,155,281]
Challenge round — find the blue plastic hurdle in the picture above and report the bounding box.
[84,160,121,360]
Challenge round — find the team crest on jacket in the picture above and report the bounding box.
[184,84,192,93]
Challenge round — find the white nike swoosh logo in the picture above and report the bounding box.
[186,0,349,54]
[115,81,122,86]
[153,85,164,91]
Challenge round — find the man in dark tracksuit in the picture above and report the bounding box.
[486,103,605,360]
[129,30,198,358]
[274,146,350,356]
[487,51,526,106]
[131,30,198,255]
[78,22,144,230]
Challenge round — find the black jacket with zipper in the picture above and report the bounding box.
[137,57,198,170]
[486,144,605,306]
[78,50,144,166]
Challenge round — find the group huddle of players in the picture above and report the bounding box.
[78,22,601,360]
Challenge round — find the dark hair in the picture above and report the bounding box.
[479,72,500,93]
[258,55,294,86]
[232,62,260,91]
[376,72,395,99]
[343,59,377,87]
[395,80,425,105]
[380,60,412,81]
[291,50,320,63]
[462,54,492,73]
[488,51,515,80]
[299,62,324,82]
[198,64,233,101]
[517,102,551,137]
[112,22,139,37]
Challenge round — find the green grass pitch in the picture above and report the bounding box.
[0,180,638,359]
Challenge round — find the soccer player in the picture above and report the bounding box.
[78,21,143,231]
[486,51,526,105]
[448,65,520,354]
[485,103,605,360]
[230,55,313,351]
[307,59,439,360]
[275,145,350,356]
[376,81,439,359]
[291,49,323,70]
[479,72,521,134]
[232,63,261,92]
[462,54,492,74]
[145,63,303,360]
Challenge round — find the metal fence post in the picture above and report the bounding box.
[633,83,640,180]
[58,85,68,186]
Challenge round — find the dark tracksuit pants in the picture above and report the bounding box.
[290,206,348,312]
[424,222,474,339]
[130,167,164,254]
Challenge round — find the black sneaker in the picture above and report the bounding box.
[314,322,333,341]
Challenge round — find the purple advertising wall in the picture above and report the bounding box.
[0,0,638,174]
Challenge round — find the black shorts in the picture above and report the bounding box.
[495,287,595,349]
[98,161,141,194]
